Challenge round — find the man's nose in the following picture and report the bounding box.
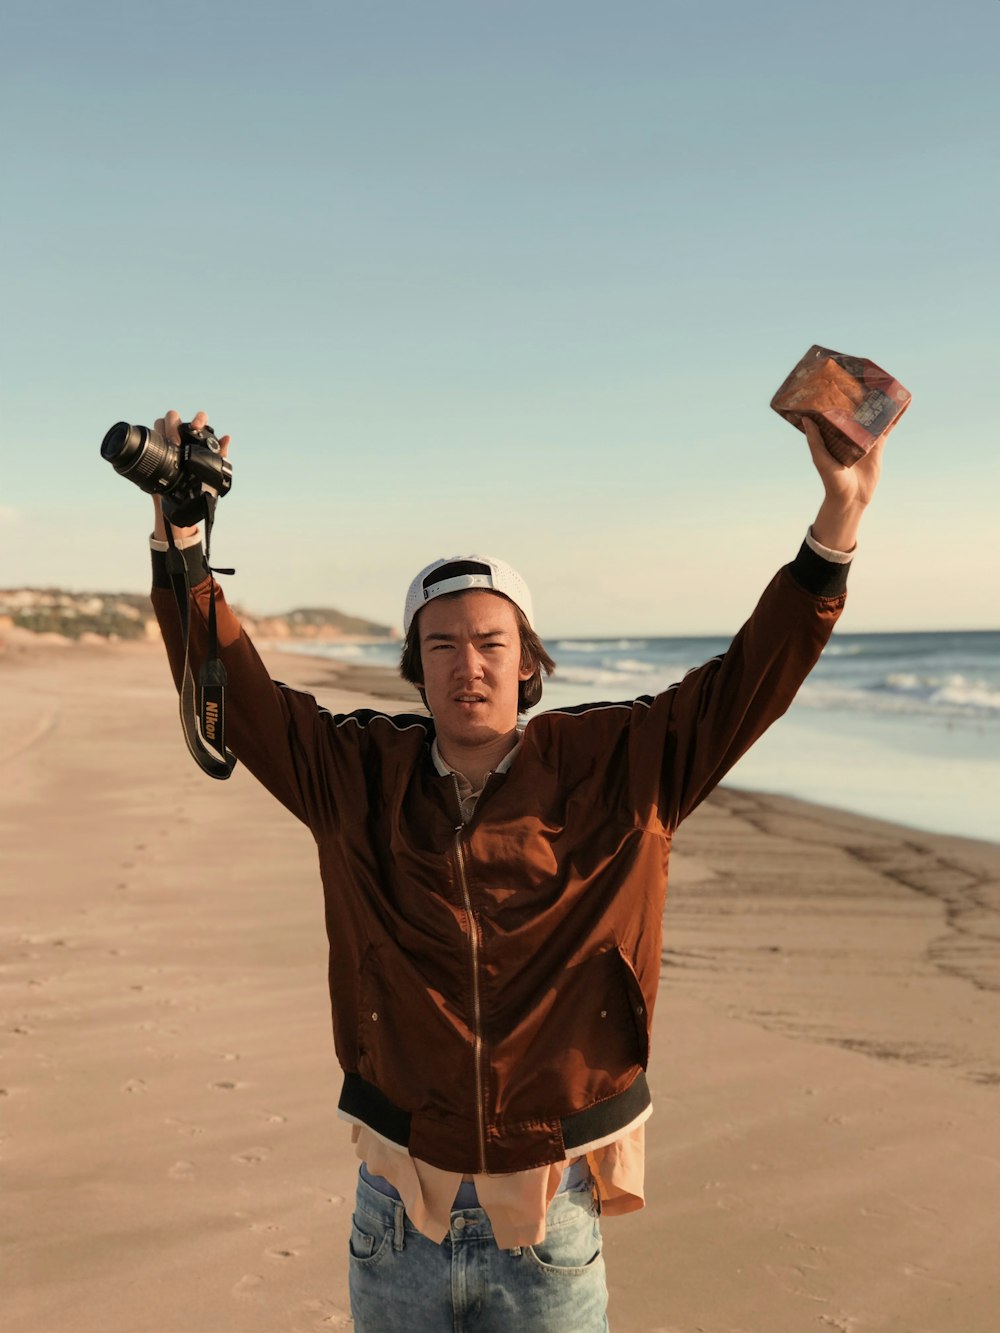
[453,644,485,679]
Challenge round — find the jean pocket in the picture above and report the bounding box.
[348,1212,392,1267]
[525,1213,603,1276]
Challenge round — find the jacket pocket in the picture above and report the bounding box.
[614,947,650,1069]
[356,945,384,1079]
[495,945,650,1126]
[354,942,463,1117]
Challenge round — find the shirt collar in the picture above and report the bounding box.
[430,724,525,785]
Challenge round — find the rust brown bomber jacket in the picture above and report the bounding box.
[151,541,847,1175]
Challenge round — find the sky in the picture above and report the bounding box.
[1,0,997,636]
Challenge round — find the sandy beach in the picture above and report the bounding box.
[3,635,999,1333]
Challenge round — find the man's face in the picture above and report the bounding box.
[416,591,532,748]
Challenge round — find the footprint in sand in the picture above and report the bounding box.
[123,1078,148,1094]
[233,1147,270,1166]
[211,1080,247,1092]
[168,1160,196,1180]
[165,1116,205,1137]
[232,1273,265,1300]
[265,1246,297,1260]
[900,1262,957,1289]
[298,1300,352,1329]
[262,1110,287,1124]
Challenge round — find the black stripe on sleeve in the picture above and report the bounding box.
[151,542,210,590]
[787,540,851,599]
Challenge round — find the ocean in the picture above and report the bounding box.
[282,629,999,844]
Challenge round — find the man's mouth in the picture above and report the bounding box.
[454,694,487,704]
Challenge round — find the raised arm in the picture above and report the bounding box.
[146,410,337,830]
[637,417,890,830]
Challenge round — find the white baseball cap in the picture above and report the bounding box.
[403,555,534,634]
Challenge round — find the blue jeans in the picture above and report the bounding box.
[348,1168,611,1332]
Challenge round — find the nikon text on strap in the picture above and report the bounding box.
[164,496,238,780]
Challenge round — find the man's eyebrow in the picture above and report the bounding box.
[422,629,512,642]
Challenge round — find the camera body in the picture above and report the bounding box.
[100,420,232,526]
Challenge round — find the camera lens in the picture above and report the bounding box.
[101,422,145,466]
[100,421,179,492]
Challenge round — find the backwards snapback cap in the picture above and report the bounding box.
[403,555,534,635]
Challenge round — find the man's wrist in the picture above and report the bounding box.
[811,497,866,553]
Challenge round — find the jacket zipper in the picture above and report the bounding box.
[451,774,488,1174]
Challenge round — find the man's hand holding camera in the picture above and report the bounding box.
[149,410,231,543]
[100,407,232,536]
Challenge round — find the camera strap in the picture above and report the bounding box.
[164,497,238,780]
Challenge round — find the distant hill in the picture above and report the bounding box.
[0,588,395,643]
[243,605,394,641]
[0,588,153,641]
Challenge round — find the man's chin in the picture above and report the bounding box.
[448,713,499,738]
[439,704,511,741]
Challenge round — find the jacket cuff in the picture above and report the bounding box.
[788,539,851,598]
[804,527,854,564]
[151,541,211,590]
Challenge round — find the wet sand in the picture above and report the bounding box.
[2,636,999,1332]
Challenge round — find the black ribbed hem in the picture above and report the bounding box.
[150,542,210,590]
[338,1069,653,1161]
[338,1073,412,1149]
[788,540,850,599]
[560,1072,651,1151]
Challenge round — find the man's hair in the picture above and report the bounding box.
[399,593,556,713]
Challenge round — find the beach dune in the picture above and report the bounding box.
[2,638,999,1332]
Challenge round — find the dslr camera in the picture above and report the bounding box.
[100,419,232,527]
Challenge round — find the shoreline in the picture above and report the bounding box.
[4,637,1000,1330]
[259,638,420,707]
[266,640,1000,847]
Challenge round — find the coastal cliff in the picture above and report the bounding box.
[0,587,395,646]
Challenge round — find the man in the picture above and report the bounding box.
[148,408,885,1331]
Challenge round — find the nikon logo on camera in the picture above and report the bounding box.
[204,700,220,742]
